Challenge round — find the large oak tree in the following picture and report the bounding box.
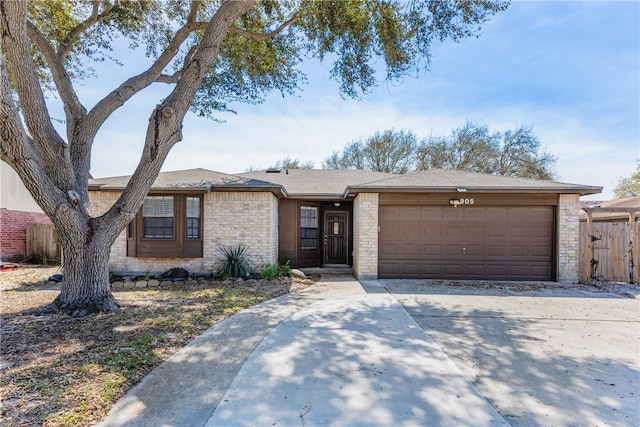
[1,0,508,316]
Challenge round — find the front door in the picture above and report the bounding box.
[324,211,349,265]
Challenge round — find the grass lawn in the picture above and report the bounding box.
[0,265,314,426]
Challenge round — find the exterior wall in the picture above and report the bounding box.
[1,163,44,212]
[89,191,278,274]
[0,208,51,261]
[353,193,378,280]
[557,193,580,283]
[1,163,52,261]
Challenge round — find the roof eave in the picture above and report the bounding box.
[345,185,603,197]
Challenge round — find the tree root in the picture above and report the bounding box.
[53,295,121,318]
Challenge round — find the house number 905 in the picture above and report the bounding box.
[449,198,475,207]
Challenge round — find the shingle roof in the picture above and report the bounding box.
[346,169,602,196]
[237,169,397,196]
[89,168,281,192]
[579,196,640,221]
[89,168,602,197]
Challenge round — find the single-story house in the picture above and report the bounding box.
[1,163,52,262]
[88,168,602,282]
[580,196,640,222]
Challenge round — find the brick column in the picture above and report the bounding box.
[557,193,580,283]
[353,193,378,280]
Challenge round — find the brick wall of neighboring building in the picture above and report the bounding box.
[0,208,52,262]
[557,193,580,283]
[353,193,379,280]
[89,191,279,274]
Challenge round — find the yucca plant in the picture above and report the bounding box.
[215,245,249,279]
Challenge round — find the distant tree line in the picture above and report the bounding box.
[614,163,640,198]
[324,121,557,180]
[254,121,557,180]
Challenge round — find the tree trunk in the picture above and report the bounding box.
[53,231,119,317]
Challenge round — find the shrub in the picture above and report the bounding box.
[260,263,280,280]
[260,261,292,280]
[278,260,292,277]
[215,245,249,279]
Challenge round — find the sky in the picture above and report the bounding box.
[48,1,639,200]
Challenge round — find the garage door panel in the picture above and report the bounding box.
[380,243,400,257]
[509,246,528,258]
[444,263,465,276]
[402,243,421,256]
[531,245,552,258]
[465,264,486,276]
[487,246,507,257]
[423,244,443,256]
[465,209,486,221]
[444,209,464,221]
[379,205,554,280]
[531,226,552,238]
[486,208,508,221]
[510,226,529,238]
[402,207,421,220]
[422,225,443,238]
[465,245,485,257]
[402,224,421,238]
[379,262,400,275]
[487,226,507,238]
[466,225,486,238]
[445,226,464,238]
[421,207,444,220]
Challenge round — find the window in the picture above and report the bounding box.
[186,197,200,239]
[128,194,203,258]
[300,206,318,250]
[143,196,174,238]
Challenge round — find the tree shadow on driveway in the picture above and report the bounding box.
[383,280,640,426]
[206,293,507,427]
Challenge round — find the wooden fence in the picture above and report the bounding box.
[26,223,62,265]
[579,222,639,283]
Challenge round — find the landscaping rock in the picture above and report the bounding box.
[123,281,135,289]
[48,274,64,282]
[160,280,173,287]
[157,267,189,280]
[147,279,160,287]
[291,269,306,279]
[111,281,124,289]
[222,279,233,286]
[135,280,147,288]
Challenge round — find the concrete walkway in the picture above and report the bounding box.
[98,276,507,427]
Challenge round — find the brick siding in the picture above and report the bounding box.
[89,191,278,274]
[353,193,379,279]
[0,208,51,262]
[557,193,580,283]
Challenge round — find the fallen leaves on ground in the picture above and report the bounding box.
[0,265,315,427]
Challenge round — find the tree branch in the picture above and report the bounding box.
[85,0,203,132]
[0,1,74,189]
[26,22,85,125]
[0,50,76,221]
[57,0,114,60]
[100,0,259,236]
[157,73,180,84]
[227,9,301,41]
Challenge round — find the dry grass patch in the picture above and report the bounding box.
[0,266,315,426]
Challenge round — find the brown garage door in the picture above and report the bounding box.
[379,206,554,280]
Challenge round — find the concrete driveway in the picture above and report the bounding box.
[381,280,640,427]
